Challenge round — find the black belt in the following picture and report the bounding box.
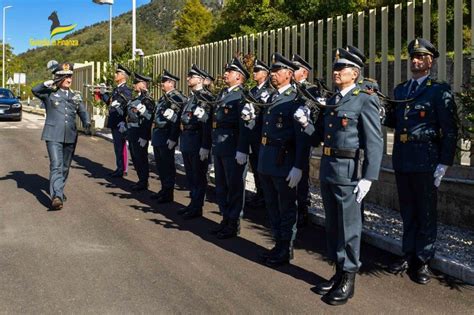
[212,121,238,129]
[398,132,439,143]
[182,124,200,131]
[322,147,358,158]
[261,136,294,147]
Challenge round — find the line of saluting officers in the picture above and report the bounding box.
[34,37,457,306]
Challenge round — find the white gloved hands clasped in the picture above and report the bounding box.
[286,167,303,188]
[138,137,147,148]
[241,103,256,121]
[293,106,311,128]
[235,151,248,165]
[353,179,372,203]
[166,139,176,150]
[44,80,54,88]
[117,121,127,133]
[194,107,208,122]
[111,100,121,108]
[199,148,210,161]
[136,103,146,115]
[433,164,448,187]
[163,108,177,123]
[99,83,107,95]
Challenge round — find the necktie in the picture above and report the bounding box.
[334,92,342,104]
[408,80,418,98]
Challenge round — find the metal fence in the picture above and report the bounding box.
[74,0,473,166]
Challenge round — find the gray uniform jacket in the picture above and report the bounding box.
[32,83,90,144]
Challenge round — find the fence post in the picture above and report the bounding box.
[326,18,333,90]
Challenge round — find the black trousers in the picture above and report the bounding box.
[153,145,176,191]
[128,132,149,185]
[182,151,208,211]
[249,140,264,198]
[395,172,438,263]
[111,127,127,173]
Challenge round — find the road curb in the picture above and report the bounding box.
[94,130,474,285]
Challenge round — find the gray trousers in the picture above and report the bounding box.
[46,141,76,200]
[320,182,362,273]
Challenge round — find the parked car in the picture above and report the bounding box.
[0,88,22,121]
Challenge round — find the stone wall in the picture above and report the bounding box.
[309,154,474,230]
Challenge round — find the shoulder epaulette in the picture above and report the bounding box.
[363,77,378,83]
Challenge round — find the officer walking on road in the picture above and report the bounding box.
[243,58,273,209]
[127,73,155,191]
[100,64,132,178]
[151,70,187,203]
[248,53,310,267]
[178,65,213,219]
[32,62,91,210]
[294,48,383,305]
[384,38,458,284]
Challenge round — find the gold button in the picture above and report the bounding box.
[327,135,331,139]
[264,132,267,136]
[267,111,270,114]
[406,105,410,109]
[403,128,407,131]
[265,122,268,125]
[404,117,408,120]
[330,112,335,116]
[329,123,333,127]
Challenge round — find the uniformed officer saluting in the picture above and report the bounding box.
[251,53,310,267]
[127,73,155,191]
[294,48,383,305]
[177,64,213,219]
[32,62,91,210]
[150,70,187,203]
[384,38,458,284]
[100,64,132,178]
[200,58,249,239]
[242,58,273,209]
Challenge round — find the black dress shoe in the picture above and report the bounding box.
[216,220,240,239]
[50,197,63,210]
[178,205,192,215]
[154,190,174,204]
[131,182,148,191]
[63,194,67,202]
[182,209,202,220]
[387,256,411,274]
[150,191,163,199]
[210,218,228,235]
[322,272,356,306]
[258,242,281,262]
[412,263,431,285]
[313,267,342,295]
[265,241,293,267]
[111,172,123,178]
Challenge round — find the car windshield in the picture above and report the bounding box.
[0,90,14,99]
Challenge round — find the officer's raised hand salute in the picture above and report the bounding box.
[256,53,310,268]
[384,38,458,285]
[32,62,91,210]
[178,65,213,220]
[297,48,383,306]
[126,73,155,192]
[150,70,187,204]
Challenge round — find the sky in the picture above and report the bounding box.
[2,0,151,54]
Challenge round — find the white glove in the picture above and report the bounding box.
[138,137,147,148]
[194,106,208,122]
[111,100,121,108]
[199,148,210,161]
[166,139,176,150]
[72,93,83,104]
[99,83,107,95]
[261,91,270,102]
[241,103,256,121]
[235,151,248,165]
[286,167,303,188]
[433,164,448,187]
[136,103,146,115]
[44,80,54,88]
[294,106,310,128]
[117,121,127,133]
[353,179,372,203]
[163,108,177,123]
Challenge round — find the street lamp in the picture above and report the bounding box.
[2,5,12,88]
[92,0,113,63]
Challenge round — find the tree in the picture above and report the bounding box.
[172,0,213,48]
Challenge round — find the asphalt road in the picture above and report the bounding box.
[0,112,472,314]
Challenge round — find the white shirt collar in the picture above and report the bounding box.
[117,82,126,87]
[227,84,240,93]
[278,84,292,95]
[339,84,356,97]
[257,82,266,90]
[412,74,429,86]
